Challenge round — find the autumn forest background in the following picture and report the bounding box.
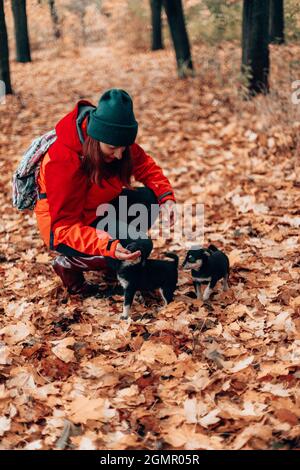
[0,0,299,451]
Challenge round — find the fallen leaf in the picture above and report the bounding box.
[163,424,222,449]
[257,363,292,379]
[0,322,34,345]
[231,423,273,450]
[71,323,93,336]
[198,409,220,428]
[0,416,11,436]
[36,253,51,263]
[225,356,254,373]
[0,345,11,365]
[260,383,292,397]
[183,398,198,424]
[68,396,115,424]
[24,440,43,450]
[78,436,97,450]
[51,337,76,363]
[138,341,177,364]
[271,311,295,332]
[275,409,298,425]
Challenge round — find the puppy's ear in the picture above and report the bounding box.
[203,250,211,258]
[207,244,218,253]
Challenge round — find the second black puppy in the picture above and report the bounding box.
[116,241,178,320]
[182,244,230,301]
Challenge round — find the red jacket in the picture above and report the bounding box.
[34,100,175,258]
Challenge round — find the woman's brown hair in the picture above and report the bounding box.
[81,136,133,188]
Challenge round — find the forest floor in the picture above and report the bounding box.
[0,0,299,450]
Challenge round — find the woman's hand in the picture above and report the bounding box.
[114,242,141,261]
[160,200,177,228]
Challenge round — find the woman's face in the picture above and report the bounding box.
[100,142,126,163]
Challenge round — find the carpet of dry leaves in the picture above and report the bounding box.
[0,0,299,451]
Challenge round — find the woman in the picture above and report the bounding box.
[34,89,176,296]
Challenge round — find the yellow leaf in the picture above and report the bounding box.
[225,355,254,373]
[199,409,221,428]
[138,341,177,364]
[0,322,34,345]
[51,337,75,363]
[0,416,11,436]
[68,396,115,424]
[36,253,51,264]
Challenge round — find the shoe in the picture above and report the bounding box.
[52,254,108,297]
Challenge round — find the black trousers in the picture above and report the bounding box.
[55,186,159,259]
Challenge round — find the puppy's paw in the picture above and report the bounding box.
[203,287,212,301]
[120,304,131,321]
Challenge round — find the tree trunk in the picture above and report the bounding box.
[242,0,269,96]
[150,0,164,50]
[48,0,61,39]
[269,0,284,44]
[0,0,13,94]
[163,0,193,78]
[11,0,31,63]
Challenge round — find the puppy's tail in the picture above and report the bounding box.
[207,244,218,252]
[164,252,179,268]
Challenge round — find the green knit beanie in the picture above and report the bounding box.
[87,89,138,146]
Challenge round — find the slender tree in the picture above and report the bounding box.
[0,0,13,94]
[48,0,61,39]
[163,0,193,78]
[11,0,31,63]
[242,0,269,96]
[269,0,285,44]
[150,0,164,50]
[65,0,90,45]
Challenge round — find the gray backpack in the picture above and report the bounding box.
[12,129,57,210]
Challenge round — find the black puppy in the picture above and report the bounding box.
[182,244,229,301]
[115,241,178,320]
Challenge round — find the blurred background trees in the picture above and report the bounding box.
[48,0,61,39]
[64,0,102,45]
[242,0,270,96]
[163,0,194,78]
[150,0,164,51]
[0,0,13,94]
[269,0,285,44]
[2,0,300,97]
[11,0,31,62]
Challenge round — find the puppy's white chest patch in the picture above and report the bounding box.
[117,275,129,289]
[121,258,141,267]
